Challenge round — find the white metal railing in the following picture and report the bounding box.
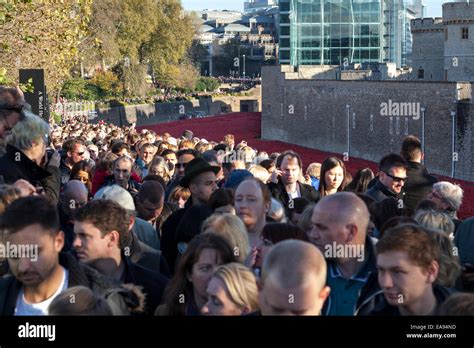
[51,101,98,121]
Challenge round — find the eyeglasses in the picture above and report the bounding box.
[0,104,24,114]
[75,152,85,156]
[383,171,407,183]
[176,163,188,169]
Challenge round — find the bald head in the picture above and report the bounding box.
[259,240,330,315]
[61,180,88,218]
[261,240,327,289]
[314,192,369,241]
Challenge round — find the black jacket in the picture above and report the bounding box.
[58,204,75,252]
[356,272,455,316]
[354,271,385,316]
[122,255,169,315]
[404,161,437,216]
[165,176,180,200]
[0,144,60,204]
[365,179,403,203]
[160,198,193,274]
[267,180,320,218]
[126,232,171,278]
[59,158,71,186]
[154,201,179,235]
[0,253,138,316]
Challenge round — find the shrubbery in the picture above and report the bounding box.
[61,71,122,101]
[195,77,219,92]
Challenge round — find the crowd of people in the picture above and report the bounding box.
[0,85,473,316]
[216,76,261,93]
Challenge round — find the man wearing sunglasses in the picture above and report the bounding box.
[0,86,26,139]
[366,154,408,203]
[60,138,87,185]
[164,149,199,199]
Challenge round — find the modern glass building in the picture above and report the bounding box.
[279,0,423,67]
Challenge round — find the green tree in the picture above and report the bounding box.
[78,0,196,97]
[89,70,121,98]
[0,0,92,95]
[195,77,219,92]
[189,41,209,70]
[78,0,121,71]
[142,0,196,88]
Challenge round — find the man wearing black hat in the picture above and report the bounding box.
[161,158,220,273]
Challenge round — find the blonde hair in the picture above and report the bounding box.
[179,139,194,150]
[194,142,213,153]
[148,156,171,182]
[213,263,259,313]
[202,213,250,263]
[306,163,321,179]
[414,209,455,236]
[239,146,256,165]
[248,165,270,183]
[168,186,191,204]
[6,112,49,151]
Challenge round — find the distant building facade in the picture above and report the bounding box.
[278,0,423,68]
[195,8,279,76]
[411,1,474,82]
[244,0,278,14]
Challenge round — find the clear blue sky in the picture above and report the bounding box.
[181,0,446,17]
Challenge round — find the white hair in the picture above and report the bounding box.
[6,111,49,151]
[433,181,464,212]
